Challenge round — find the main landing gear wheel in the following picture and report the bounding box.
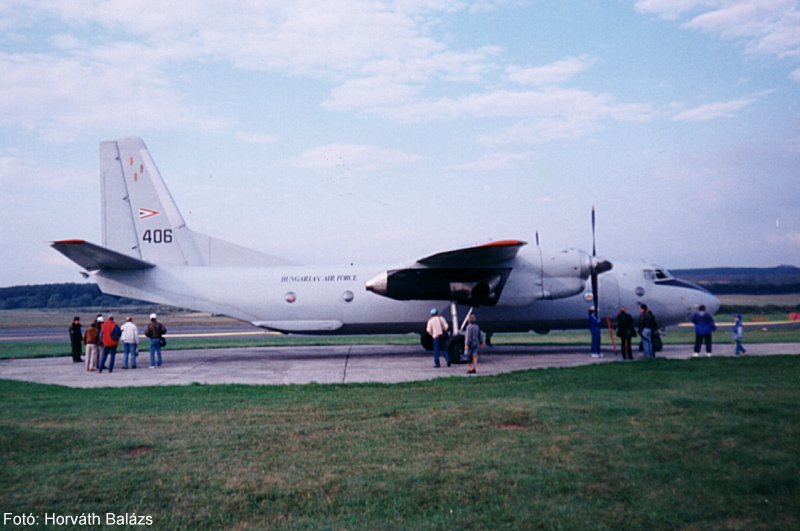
[420,331,434,351]
[447,334,466,364]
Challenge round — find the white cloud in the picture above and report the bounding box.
[636,0,800,58]
[365,87,652,125]
[0,50,228,142]
[507,56,597,86]
[324,77,421,112]
[768,232,800,247]
[0,1,653,146]
[236,131,278,145]
[671,92,765,121]
[634,0,713,21]
[477,117,604,146]
[286,143,422,173]
[451,151,534,171]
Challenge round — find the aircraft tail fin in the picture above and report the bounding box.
[101,138,295,267]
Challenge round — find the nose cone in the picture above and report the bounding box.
[703,291,721,315]
[592,257,613,275]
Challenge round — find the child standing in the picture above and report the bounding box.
[732,314,746,355]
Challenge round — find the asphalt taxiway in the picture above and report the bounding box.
[1,342,799,388]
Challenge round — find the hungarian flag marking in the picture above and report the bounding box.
[138,208,159,220]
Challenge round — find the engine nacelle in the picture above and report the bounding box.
[539,248,592,299]
[498,247,610,306]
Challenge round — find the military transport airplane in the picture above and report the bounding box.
[52,137,720,354]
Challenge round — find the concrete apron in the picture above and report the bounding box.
[1,343,798,388]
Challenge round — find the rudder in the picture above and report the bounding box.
[100,137,296,268]
[101,137,205,266]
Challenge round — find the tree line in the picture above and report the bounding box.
[0,283,142,310]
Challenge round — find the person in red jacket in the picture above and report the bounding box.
[99,315,122,373]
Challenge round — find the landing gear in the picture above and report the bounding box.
[420,331,434,351]
[420,301,476,361]
[447,334,466,363]
[446,300,475,363]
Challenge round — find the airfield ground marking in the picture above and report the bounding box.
[342,346,353,384]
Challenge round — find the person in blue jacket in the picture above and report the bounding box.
[588,308,602,358]
[691,305,717,357]
[732,314,746,355]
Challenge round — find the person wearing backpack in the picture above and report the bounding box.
[99,315,122,373]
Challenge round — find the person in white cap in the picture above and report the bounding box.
[144,313,167,368]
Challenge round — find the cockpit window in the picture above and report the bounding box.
[644,268,674,282]
[654,269,671,280]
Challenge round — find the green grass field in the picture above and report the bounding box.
[2,356,799,529]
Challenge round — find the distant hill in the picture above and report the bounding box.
[671,265,800,295]
[0,283,145,310]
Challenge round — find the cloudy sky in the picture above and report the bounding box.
[1,0,798,287]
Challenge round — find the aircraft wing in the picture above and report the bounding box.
[417,239,527,266]
[365,240,526,306]
[51,240,155,271]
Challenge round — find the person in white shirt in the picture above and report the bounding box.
[120,316,140,369]
[426,308,450,368]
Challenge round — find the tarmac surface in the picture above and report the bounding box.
[1,342,799,388]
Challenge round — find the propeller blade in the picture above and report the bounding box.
[591,206,598,314]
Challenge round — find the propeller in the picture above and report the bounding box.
[589,206,613,315]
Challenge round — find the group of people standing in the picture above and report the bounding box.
[424,303,743,371]
[68,313,167,373]
[426,309,482,374]
[594,306,664,359]
[609,304,744,359]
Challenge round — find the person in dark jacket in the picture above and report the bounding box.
[145,313,167,368]
[638,304,658,359]
[68,316,83,362]
[691,305,717,357]
[615,307,636,360]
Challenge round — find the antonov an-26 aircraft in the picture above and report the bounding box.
[52,137,720,354]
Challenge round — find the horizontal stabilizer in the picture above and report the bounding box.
[51,240,155,271]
